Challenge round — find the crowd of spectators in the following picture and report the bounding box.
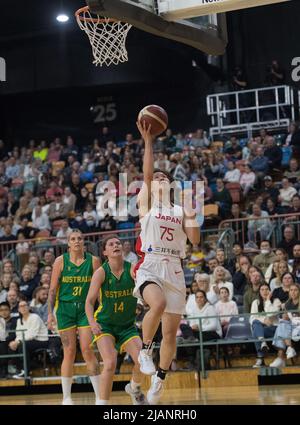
[1,114,300,376]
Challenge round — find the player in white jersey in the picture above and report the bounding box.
[134,121,200,404]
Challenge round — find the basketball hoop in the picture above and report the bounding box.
[75,6,132,66]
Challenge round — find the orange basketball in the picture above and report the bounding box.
[138,105,168,137]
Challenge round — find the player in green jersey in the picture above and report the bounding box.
[85,235,147,405]
[47,229,101,405]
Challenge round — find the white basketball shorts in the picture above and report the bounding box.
[134,253,186,315]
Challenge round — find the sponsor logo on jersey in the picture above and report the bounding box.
[147,245,153,252]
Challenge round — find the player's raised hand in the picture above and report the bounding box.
[136,120,153,144]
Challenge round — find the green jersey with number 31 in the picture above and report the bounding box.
[57,252,93,303]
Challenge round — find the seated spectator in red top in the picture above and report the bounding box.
[46,181,63,203]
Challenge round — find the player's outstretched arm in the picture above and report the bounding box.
[47,256,63,331]
[137,120,155,217]
[85,267,105,336]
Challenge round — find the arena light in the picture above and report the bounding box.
[56,14,70,23]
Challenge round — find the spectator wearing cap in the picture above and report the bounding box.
[278,225,300,259]
[48,192,68,222]
[260,176,280,204]
[250,147,269,185]
[264,136,282,169]
[278,177,297,212]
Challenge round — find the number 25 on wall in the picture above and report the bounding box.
[93,103,117,123]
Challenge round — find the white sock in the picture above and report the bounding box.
[96,399,109,405]
[61,377,73,400]
[89,374,101,399]
[130,379,141,391]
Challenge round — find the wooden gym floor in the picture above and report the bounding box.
[0,385,299,405]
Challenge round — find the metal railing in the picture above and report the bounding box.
[219,211,300,247]
[207,85,299,138]
[180,309,300,379]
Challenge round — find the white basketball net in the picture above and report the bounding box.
[76,8,132,66]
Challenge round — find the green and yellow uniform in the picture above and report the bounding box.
[55,252,94,331]
[93,260,139,352]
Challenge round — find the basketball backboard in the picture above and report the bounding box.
[87,0,228,55]
[157,0,291,20]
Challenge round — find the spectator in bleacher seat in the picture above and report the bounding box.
[5,157,20,180]
[9,300,48,379]
[270,283,299,368]
[190,129,209,149]
[0,301,17,377]
[284,158,300,186]
[15,197,32,223]
[195,273,218,305]
[6,192,19,217]
[30,287,48,324]
[233,255,252,306]
[7,289,20,319]
[269,261,289,292]
[243,268,265,314]
[123,240,138,265]
[15,232,30,255]
[271,272,295,305]
[163,128,176,154]
[45,181,63,203]
[215,287,239,336]
[240,163,256,196]
[83,202,98,230]
[16,216,37,240]
[19,265,38,301]
[231,66,247,91]
[260,176,280,205]
[0,224,16,242]
[212,178,232,219]
[247,204,272,243]
[203,153,224,186]
[288,122,300,160]
[48,192,69,222]
[186,290,222,341]
[210,266,234,301]
[62,186,77,213]
[264,136,282,169]
[265,248,291,283]
[286,195,300,221]
[0,312,6,377]
[223,161,241,183]
[153,152,170,172]
[253,240,276,274]
[225,136,242,162]
[250,283,281,368]
[41,251,55,268]
[278,225,300,259]
[278,178,297,212]
[55,220,72,244]
[250,147,269,185]
[265,197,282,216]
[265,60,285,86]
[291,244,300,284]
[31,205,51,231]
